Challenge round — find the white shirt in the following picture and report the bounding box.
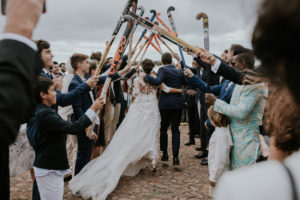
[211,59,222,74]
[215,150,300,200]
[225,81,234,91]
[34,109,97,177]
[1,33,37,51]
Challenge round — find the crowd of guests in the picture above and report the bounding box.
[1,0,300,199]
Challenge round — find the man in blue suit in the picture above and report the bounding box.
[184,68,235,125]
[69,53,132,174]
[36,40,98,107]
[143,53,186,166]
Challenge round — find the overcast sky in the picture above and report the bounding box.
[0,0,261,64]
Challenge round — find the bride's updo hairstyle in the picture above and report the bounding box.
[141,59,155,74]
[70,53,89,70]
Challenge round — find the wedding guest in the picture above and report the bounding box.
[69,53,132,174]
[206,106,232,197]
[0,0,44,198]
[209,52,268,170]
[215,0,300,199]
[52,61,63,78]
[59,62,67,77]
[143,53,187,165]
[33,77,104,200]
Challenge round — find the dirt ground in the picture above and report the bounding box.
[10,124,212,200]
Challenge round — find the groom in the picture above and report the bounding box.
[143,53,186,165]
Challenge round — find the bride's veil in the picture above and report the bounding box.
[58,59,74,120]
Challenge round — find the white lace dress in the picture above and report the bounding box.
[68,77,161,200]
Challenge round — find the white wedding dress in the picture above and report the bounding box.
[68,77,161,200]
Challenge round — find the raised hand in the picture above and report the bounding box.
[90,97,104,112]
[172,53,180,61]
[86,76,99,88]
[53,76,63,91]
[187,89,197,96]
[89,131,98,141]
[184,68,193,78]
[196,48,216,65]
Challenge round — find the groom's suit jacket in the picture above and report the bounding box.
[144,65,186,110]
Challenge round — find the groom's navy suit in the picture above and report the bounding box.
[144,65,186,158]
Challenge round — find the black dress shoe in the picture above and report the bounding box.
[184,140,195,146]
[195,147,202,151]
[173,157,180,166]
[161,154,169,162]
[194,152,208,159]
[201,158,208,165]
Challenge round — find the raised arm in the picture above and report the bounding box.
[143,68,165,86]
[213,85,264,120]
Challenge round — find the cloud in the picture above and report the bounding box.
[0,0,262,63]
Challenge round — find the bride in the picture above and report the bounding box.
[68,59,183,200]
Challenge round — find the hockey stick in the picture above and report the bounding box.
[153,32,163,53]
[156,12,175,35]
[132,9,156,54]
[125,12,200,53]
[94,0,135,76]
[123,6,145,53]
[196,12,209,51]
[196,12,211,92]
[143,35,162,54]
[167,6,187,67]
[87,1,138,136]
[139,34,156,64]
[155,34,175,54]
[132,31,156,63]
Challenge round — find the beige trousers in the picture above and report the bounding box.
[104,101,121,144]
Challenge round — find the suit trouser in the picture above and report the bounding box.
[187,102,200,141]
[32,179,40,200]
[200,105,210,153]
[159,109,183,158]
[104,102,121,143]
[66,135,77,175]
[74,133,94,175]
[0,141,9,200]
[117,99,127,128]
[110,103,121,140]
[103,101,113,144]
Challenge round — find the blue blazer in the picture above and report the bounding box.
[40,71,91,107]
[69,74,94,121]
[187,75,235,103]
[187,75,236,129]
[144,65,186,110]
[69,72,119,121]
[40,70,53,79]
